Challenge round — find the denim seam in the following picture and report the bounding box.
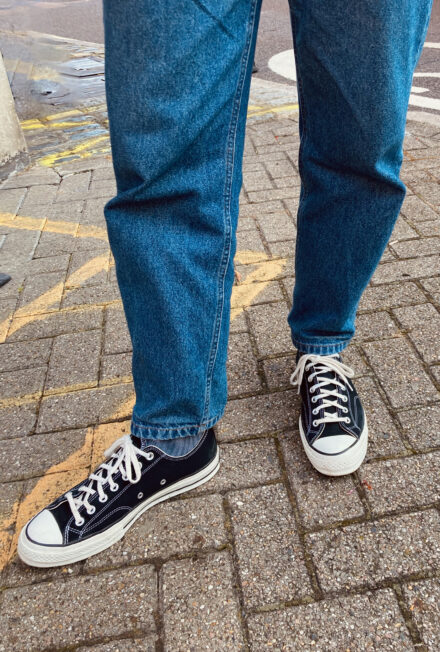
[292,338,348,348]
[201,0,259,424]
[131,413,219,432]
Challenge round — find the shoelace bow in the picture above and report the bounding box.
[290,354,355,427]
[66,434,151,526]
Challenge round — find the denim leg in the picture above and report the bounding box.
[102,0,262,439]
[287,0,433,355]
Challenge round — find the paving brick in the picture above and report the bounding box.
[0,339,52,373]
[67,250,109,285]
[280,432,364,528]
[396,404,440,451]
[28,254,70,275]
[248,302,292,356]
[82,197,107,225]
[100,352,132,383]
[307,510,440,592]
[359,282,426,311]
[230,310,247,333]
[362,338,439,409]
[227,332,261,396]
[390,217,418,241]
[236,225,266,253]
[243,170,274,193]
[257,211,295,242]
[0,188,26,214]
[268,239,295,259]
[46,330,101,391]
[37,383,133,432]
[20,184,58,210]
[55,171,91,202]
[391,236,440,258]
[0,428,90,481]
[17,271,65,314]
[415,218,440,236]
[85,494,226,571]
[33,231,76,258]
[54,157,112,176]
[403,579,440,651]
[264,156,297,178]
[230,484,311,607]
[393,303,440,363]
[420,276,440,302]
[371,255,440,284]
[247,187,301,203]
[354,312,401,341]
[104,305,132,354]
[0,168,60,189]
[349,376,406,458]
[62,282,120,308]
[0,366,46,399]
[239,199,284,217]
[0,565,156,651]
[232,278,283,308]
[360,452,439,514]
[218,389,300,441]
[248,589,412,651]
[87,178,116,199]
[262,354,295,389]
[162,551,244,650]
[0,402,37,439]
[78,638,156,651]
[193,437,281,495]
[8,307,103,342]
[48,198,84,223]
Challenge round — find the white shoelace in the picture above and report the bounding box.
[66,434,152,527]
[290,354,355,428]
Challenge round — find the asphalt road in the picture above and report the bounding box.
[1,0,440,116]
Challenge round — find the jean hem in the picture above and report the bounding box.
[291,336,350,356]
[130,413,222,440]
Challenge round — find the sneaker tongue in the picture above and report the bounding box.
[130,434,143,450]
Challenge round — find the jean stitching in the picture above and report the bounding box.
[201,0,260,424]
[130,412,220,438]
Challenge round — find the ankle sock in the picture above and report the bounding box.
[137,430,205,457]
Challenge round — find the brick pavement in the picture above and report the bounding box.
[0,109,439,650]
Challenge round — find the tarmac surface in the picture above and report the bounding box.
[0,23,439,652]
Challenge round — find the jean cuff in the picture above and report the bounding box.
[130,413,221,440]
[291,335,350,356]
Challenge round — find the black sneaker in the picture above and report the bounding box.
[290,353,368,476]
[18,428,219,567]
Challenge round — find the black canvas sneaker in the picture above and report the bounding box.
[290,353,368,476]
[18,428,219,568]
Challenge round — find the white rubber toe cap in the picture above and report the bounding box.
[26,509,63,545]
[313,434,357,455]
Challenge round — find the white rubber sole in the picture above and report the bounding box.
[299,416,368,476]
[18,450,220,568]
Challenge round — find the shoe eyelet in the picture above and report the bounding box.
[310,387,315,394]
[75,517,85,527]
[121,473,128,481]
[312,408,318,415]
[345,417,350,423]
[137,492,144,500]
[110,483,119,492]
[307,375,313,382]
[312,420,318,428]
[87,506,96,515]
[146,452,154,461]
[99,494,108,503]
[343,396,348,403]
[160,478,166,486]
[311,396,317,403]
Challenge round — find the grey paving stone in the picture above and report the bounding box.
[87,178,116,199]
[393,303,440,363]
[100,352,132,383]
[362,338,439,409]
[55,171,91,202]
[54,157,112,176]
[33,231,77,258]
[0,188,26,214]
[236,225,266,253]
[62,283,120,309]
[0,339,52,373]
[0,428,89,481]
[415,218,440,236]
[0,480,23,523]
[48,198,84,223]
[307,510,440,592]
[264,157,297,178]
[243,170,274,193]
[229,484,312,607]
[20,184,58,210]
[280,431,364,528]
[354,312,401,342]
[83,198,107,226]
[1,553,83,590]
[8,307,103,342]
[360,452,439,514]
[239,199,284,217]
[227,332,261,396]
[218,389,300,441]
[390,216,418,241]
[420,276,440,302]
[371,255,440,284]
[0,402,37,439]
[92,166,116,182]
[230,310,247,334]
[46,330,101,391]
[403,579,440,651]
[342,344,370,376]
[78,638,156,651]
[0,366,46,399]
[28,254,70,275]
[104,305,132,354]
[262,354,295,389]
[268,239,295,259]
[85,494,226,571]
[193,437,281,495]
[396,404,440,451]
[0,565,156,652]
[247,187,301,203]
[67,250,109,285]
[162,551,244,650]
[257,211,295,242]
[391,237,440,258]
[17,271,66,313]
[354,376,406,458]
[247,302,292,356]
[0,168,60,189]
[37,383,133,432]
[232,278,283,308]
[248,589,413,651]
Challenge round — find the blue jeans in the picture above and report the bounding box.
[102,0,432,440]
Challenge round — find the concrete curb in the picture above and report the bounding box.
[0,50,29,180]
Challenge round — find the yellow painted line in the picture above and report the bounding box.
[42,120,96,129]
[0,212,107,240]
[45,109,84,120]
[38,135,110,167]
[248,103,299,117]
[21,119,45,131]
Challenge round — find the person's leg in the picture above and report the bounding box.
[287,0,433,353]
[18,0,263,567]
[287,0,433,476]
